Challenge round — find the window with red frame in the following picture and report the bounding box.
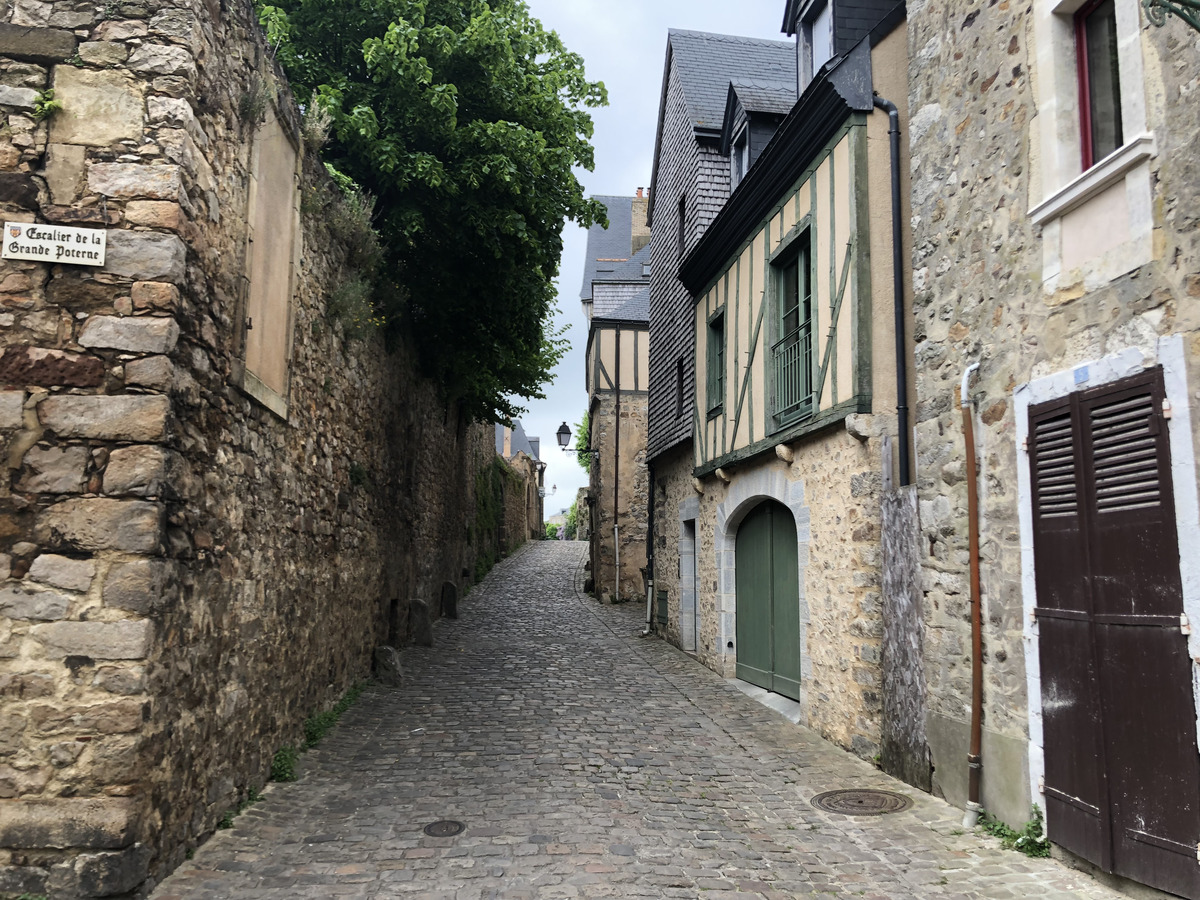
[1076,0,1123,169]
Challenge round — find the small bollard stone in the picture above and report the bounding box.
[372,646,403,687]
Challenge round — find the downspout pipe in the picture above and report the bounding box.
[614,325,622,605]
[873,95,911,486]
[644,466,655,636]
[960,362,984,828]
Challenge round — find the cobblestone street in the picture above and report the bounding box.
[152,542,1124,899]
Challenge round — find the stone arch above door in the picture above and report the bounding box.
[715,463,811,711]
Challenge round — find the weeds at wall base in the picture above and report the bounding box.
[268,681,368,787]
[977,805,1051,858]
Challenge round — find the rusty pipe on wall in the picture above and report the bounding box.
[961,362,983,828]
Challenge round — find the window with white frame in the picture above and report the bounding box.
[1029,0,1154,291]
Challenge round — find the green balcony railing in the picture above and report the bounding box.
[772,321,813,425]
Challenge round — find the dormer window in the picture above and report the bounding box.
[731,128,750,188]
[806,1,834,77]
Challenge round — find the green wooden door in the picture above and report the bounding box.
[735,501,801,700]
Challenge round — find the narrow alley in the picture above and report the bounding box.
[151,543,1123,900]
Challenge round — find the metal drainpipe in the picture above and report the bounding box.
[644,465,655,636]
[961,362,984,828]
[872,95,912,486]
[613,325,621,604]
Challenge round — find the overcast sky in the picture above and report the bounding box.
[515,0,791,516]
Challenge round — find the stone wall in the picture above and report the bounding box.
[0,0,512,894]
[589,390,648,603]
[906,0,1200,827]
[653,424,887,759]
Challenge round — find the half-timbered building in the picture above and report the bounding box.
[581,195,651,603]
[648,0,910,762]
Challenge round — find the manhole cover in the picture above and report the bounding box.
[424,820,465,837]
[811,789,912,816]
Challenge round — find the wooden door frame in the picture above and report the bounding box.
[714,460,811,717]
[1015,335,1200,824]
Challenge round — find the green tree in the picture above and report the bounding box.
[257,0,608,422]
[574,411,591,470]
[564,499,578,539]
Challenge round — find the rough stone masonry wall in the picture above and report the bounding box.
[906,0,1200,825]
[590,390,648,603]
[0,0,511,895]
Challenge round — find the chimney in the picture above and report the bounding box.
[631,188,650,254]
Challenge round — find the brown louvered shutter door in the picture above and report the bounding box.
[1030,395,1109,869]
[1032,367,1200,899]
[1079,369,1200,898]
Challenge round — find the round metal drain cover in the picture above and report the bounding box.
[811,789,912,816]
[424,820,465,837]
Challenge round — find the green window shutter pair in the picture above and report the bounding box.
[707,312,725,414]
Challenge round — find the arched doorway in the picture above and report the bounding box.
[735,499,801,700]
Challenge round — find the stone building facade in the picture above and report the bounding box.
[646,4,913,765]
[645,27,793,669]
[0,0,512,895]
[495,421,546,547]
[581,194,650,603]
[908,0,1200,891]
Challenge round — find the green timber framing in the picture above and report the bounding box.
[690,116,874,479]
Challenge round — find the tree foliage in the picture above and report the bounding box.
[564,499,578,539]
[574,411,591,470]
[257,0,608,421]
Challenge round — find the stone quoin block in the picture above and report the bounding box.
[123,356,173,391]
[101,231,187,283]
[87,163,182,201]
[28,553,95,592]
[17,444,89,494]
[103,445,178,497]
[39,394,169,442]
[0,797,138,849]
[29,699,144,734]
[102,559,170,614]
[49,67,143,147]
[127,44,195,78]
[78,316,180,355]
[29,620,152,659]
[130,282,180,312]
[0,584,71,621]
[0,24,76,62]
[36,498,163,553]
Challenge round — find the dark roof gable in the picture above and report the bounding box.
[647,29,796,226]
[579,195,635,301]
[719,78,796,155]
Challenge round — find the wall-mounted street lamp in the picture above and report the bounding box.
[556,422,599,457]
[1144,0,1200,32]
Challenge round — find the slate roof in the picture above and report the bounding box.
[579,195,635,301]
[595,287,650,324]
[494,419,540,460]
[665,29,795,134]
[604,243,652,283]
[729,78,797,116]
